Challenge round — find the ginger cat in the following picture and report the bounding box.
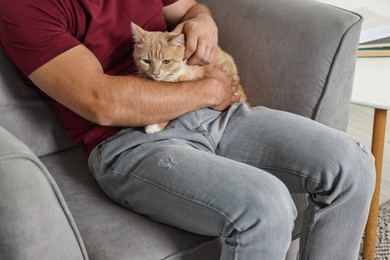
[131,22,249,134]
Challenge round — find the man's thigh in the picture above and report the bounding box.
[89,138,295,237]
[216,105,370,194]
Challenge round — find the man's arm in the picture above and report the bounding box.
[29,0,237,127]
[29,44,237,127]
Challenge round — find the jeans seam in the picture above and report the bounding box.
[93,143,115,167]
[126,171,243,234]
[246,162,324,185]
[260,165,332,203]
[174,114,216,150]
[302,207,317,260]
[193,111,217,149]
[96,147,107,165]
[196,126,216,150]
[161,237,219,260]
[176,113,196,131]
[175,118,191,130]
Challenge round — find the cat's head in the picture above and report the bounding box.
[131,22,186,81]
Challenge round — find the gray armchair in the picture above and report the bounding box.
[0,0,361,259]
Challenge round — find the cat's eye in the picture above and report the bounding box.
[143,59,151,64]
[162,59,171,65]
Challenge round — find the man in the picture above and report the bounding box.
[0,0,375,259]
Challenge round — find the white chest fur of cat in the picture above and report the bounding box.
[131,22,248,134]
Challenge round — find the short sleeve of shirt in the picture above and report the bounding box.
[0,0,80,76]
[162,0,178,6]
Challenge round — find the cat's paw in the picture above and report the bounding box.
[145,124,162,134]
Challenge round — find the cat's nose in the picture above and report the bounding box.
[152,71,160,76]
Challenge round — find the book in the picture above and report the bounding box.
[359,43,390,50]
[358,37,390,57]
[360,37,390,46]
[357,49,390,57]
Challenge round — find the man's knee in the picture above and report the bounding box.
[333,135,376,200]
[349,140,376,198]
[239,176,297,233]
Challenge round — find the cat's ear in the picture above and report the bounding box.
[169,34,185,47]
[131,22,147,44]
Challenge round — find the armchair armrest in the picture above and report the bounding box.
[0,127,88,260]
[201,0,362,131]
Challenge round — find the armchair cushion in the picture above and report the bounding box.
[0,127,87,260]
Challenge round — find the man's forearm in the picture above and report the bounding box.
[95,75,219,127]
[30,41,235,129]
[164,1,212,28]
[180,3,212,23]
[29,44,220,127]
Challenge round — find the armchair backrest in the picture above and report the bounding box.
[201,0,362,131]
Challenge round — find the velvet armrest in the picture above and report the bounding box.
[201,0,362,130]
[0,126,88,260]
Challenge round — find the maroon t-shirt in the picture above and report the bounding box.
[0,0,177,157]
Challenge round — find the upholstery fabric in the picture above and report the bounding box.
[201,0,362,131]
[0,51,76,157]
[0,127,87,260]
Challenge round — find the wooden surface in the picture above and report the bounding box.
[363,109,388,260]
[347,105,390,205]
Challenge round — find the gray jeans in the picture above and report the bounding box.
[88,104,375,260]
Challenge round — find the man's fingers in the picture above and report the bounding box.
[184,36,198,61]
[187,42,216,65]
[202,47,213,64]
[187,40,207,65]
[172,23,184,34]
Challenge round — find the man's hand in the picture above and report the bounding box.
[164,1,218,65]
[205,67,240,111]
[172,13,218,65]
